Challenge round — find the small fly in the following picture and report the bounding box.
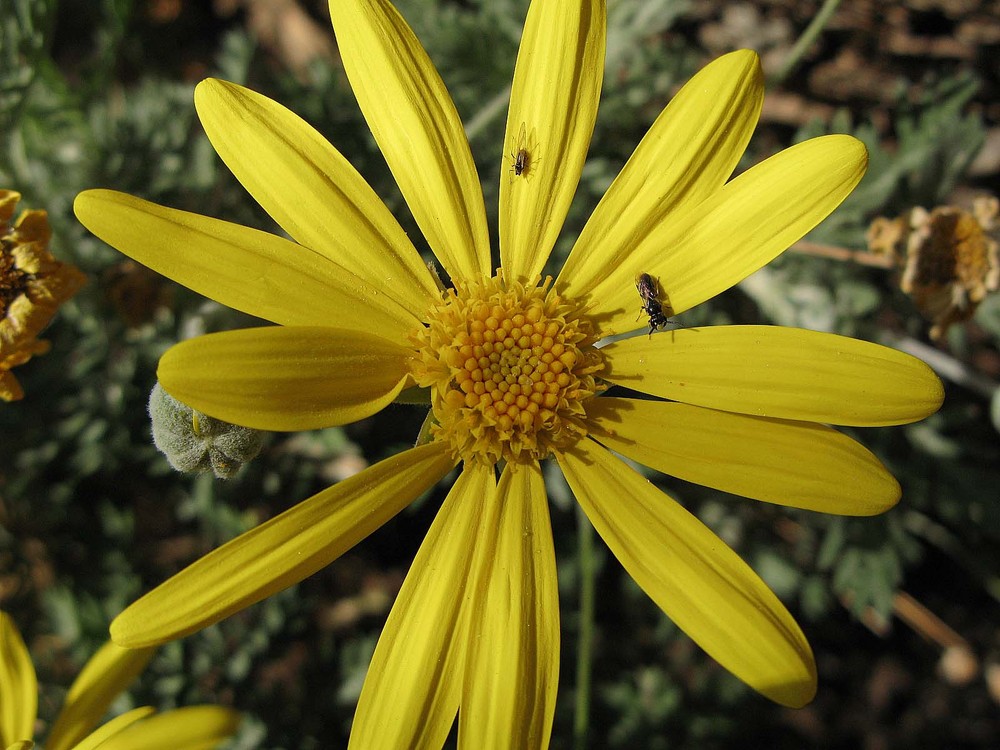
[508,122,534,179]
[635,272,672,336]
[513,147,530,176]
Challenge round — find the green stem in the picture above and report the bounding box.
[465,83,512,142]
[768,0,844,88]
[573,503,596,750]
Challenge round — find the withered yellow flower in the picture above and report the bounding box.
[868,196,999,339]
[1,190,86,402]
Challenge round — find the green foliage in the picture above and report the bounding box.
[797,73,987,249]
[0,0,56,132]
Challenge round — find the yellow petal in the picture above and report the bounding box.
[73,190,419,345]
[499,0,605,283]
[328,0,490,281]
[93,706,241,750]
[69,707,154,750]
[46,642,156,750]
[588,398,900,515]
[194,79,440,315]
[6,741,33,750]
[0,371,26,403]
[459,462,558,750]
[602,326,944,426]
[0,190,22,220]
[558,439,816,707]
[577,135,868,336]
[558,50,763,302]
[0,612,36,748]
[111,442,456,647]
[349,464,494,749]
[157,327,412,431]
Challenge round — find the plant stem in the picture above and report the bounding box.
[465,83,511,142]
[573,503,596,750]
[769,0,844,88]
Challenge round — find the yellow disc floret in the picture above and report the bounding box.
[411,273,603,465]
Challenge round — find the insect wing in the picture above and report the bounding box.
[635,272,657,301]
[635,272,671,335]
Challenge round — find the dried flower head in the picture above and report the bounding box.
[868,196,1000,339]
[1,190,87,401]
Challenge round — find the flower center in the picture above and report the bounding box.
[411,273,603,465]
[2,204,53,318]
[0,249,29,316]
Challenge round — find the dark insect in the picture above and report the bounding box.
[513,147,530,176]
[635,272,671,335]
[509,122,532,179]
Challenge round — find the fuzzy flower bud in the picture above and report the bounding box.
[149,382,265,478]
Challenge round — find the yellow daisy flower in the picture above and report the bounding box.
[0,611,239,750]
[1,191,86,402]
[74,0,943,744]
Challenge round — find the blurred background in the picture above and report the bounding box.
[1,0,998,747]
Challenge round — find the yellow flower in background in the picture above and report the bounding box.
[0,611,239,750]
[74,0,943,745]
[1,191,86,402]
